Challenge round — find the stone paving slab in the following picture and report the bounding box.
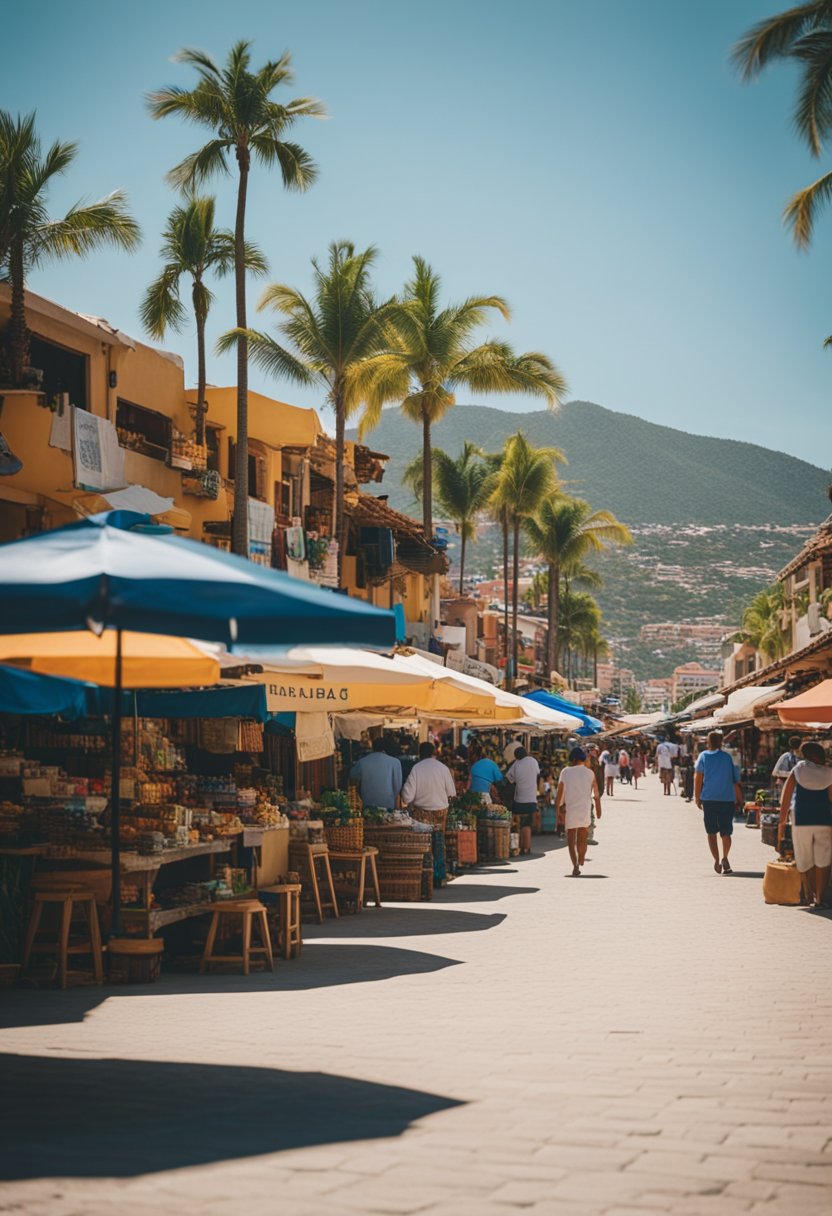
[0,774,830,1214]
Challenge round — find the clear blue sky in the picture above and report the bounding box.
[3,0,830,465]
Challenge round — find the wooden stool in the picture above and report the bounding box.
[258,883,302,959]
[289,843,340,923]
[22,886,103,989]
[200,899,274,975]
[329,850,367,913]
[363,846,382,908]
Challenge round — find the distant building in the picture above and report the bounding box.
[671,661,721,703]
[640,679,673,712]
[597,662,636,696]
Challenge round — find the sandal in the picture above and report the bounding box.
[722,859,733,875]
[572,866,581,877]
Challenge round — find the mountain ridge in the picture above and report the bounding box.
[348,401,830,526]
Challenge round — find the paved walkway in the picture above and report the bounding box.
[2,775,831,1216]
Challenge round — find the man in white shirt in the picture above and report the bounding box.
[506,747,540,854]
[655,739,678,796]
[772,736,802,786]
[557,746,603,876]
[401,742,457,811]
[503,735,523,764]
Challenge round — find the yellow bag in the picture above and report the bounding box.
[762,860,802,905]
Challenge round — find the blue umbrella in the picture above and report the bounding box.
[522,689,603,736]
[0,511,396,931]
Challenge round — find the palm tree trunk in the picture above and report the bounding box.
[511,516,520,686]
[545,562,556,680]
[593,641,598,688]
[334,384,346,587]
[421,409,433,538]
[458,529,466,595]
[502,513,510,689]
[231,156,250,558]
[9,240,29,388]
[195,292,207,448]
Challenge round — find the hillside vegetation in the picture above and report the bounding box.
[350,401,830,526]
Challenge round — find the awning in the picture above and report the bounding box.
[0,664,92,719]
[0,631,220,689]
[522,688,603,735]
[98,680,269,721]
[771,680,832,726]
[715,685,784,725]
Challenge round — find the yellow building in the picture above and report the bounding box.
[0,285,442,635]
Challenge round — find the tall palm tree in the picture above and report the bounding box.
[557,587,602,682]
[524,495,632,678]
[491,433,562,688]
[140,197,267,445]
[220,241,390,582]
[733,4,832,272]
[358,256,567,537]
[0,110,140,387]
[148,42,325,555]
[402,441,494,592]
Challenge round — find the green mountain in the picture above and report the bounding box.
[349,402,829,681]
[349,401,829,525]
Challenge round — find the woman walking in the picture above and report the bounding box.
[603,747,619,796]
[631,748,644,789]
[778,741,832,907]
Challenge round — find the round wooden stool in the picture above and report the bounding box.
[258,883,302,959]
[22,886,103,989]
[200,899,274,975]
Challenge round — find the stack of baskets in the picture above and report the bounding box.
[477,809,511,862]
[446,828,477,871]
[409,808,448,888]
[364,824,432,901]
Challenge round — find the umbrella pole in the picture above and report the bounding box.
[110,628,124,937]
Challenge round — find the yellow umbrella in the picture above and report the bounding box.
[0,631,220,688]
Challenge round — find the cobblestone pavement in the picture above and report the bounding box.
[2,774,831,1216]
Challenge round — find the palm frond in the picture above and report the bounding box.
[166,140,231,190]
[792,28,832,153]
[32,190,141,263]
[731,2,832,80]
[228,328,321,386]
[784,166,832,244]
[140,264,187,338]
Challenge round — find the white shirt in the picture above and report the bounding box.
[503,740,523,764]
[401,757,456,810]
[773,750,800,779]
[656,741,678,769]
[506,755,540,803]
[557,765,597,816]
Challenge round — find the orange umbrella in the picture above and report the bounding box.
[0,631,219,688]
[771,680,832,725]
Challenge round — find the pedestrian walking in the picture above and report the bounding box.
[557,746,603,877]
[631,748,644,789]
[503,734,524,764]
[777,741,832,907]
[601,747,619,796]
[618,747,631,784]
[506,746,540,854]
[350,737,403,809]
[401,741,456,811]
[656,737,678,795]
[693,730,742,874]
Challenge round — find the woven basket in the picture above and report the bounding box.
[324,818,364,851]
[364,826,432,852]
[477,819,511,862]
[378,870,423,901]
[409,807,448,831]
[455,829,477,865]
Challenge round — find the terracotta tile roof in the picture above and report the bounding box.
[721,628,832,694]
[777,516,832,582]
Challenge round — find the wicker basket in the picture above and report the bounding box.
[477,819,511,862]
[455,829,477,865]
[364,826,432,852]
[108,938,164,985]
[324,818,364,851]
[409,807,448,831]
[376,853,425,901]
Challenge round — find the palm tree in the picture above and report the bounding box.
[140,197,267,445]
[402,441,494,592]
[220,241,390,582]
[734,583,791,663]
[358,256,567,537]
[0,110,140,387]
[148,42,325,556]
[733,5,832,272]
[557,587,603,682]
[524,495,632,679]
[491,433,562,688]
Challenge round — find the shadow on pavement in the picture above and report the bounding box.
[0,1053,463,1180]
[305,906,506,938]
[433,884,538,904]
[726,871,765,879]
[0,942,462,1030]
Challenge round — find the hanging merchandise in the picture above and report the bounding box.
[199,718,239,754]
[295,712,335,763]
[285,525,305,561]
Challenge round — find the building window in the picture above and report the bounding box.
[116,399,171,462]
[205,425,222,473]
[28,334,89,410]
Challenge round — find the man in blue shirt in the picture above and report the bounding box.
[468,742,504,799]
[350,738,403,810]
[694,730,742,875]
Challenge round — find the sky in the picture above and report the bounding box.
[3,0,831,466]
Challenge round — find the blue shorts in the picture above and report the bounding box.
[702,801,735,837]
